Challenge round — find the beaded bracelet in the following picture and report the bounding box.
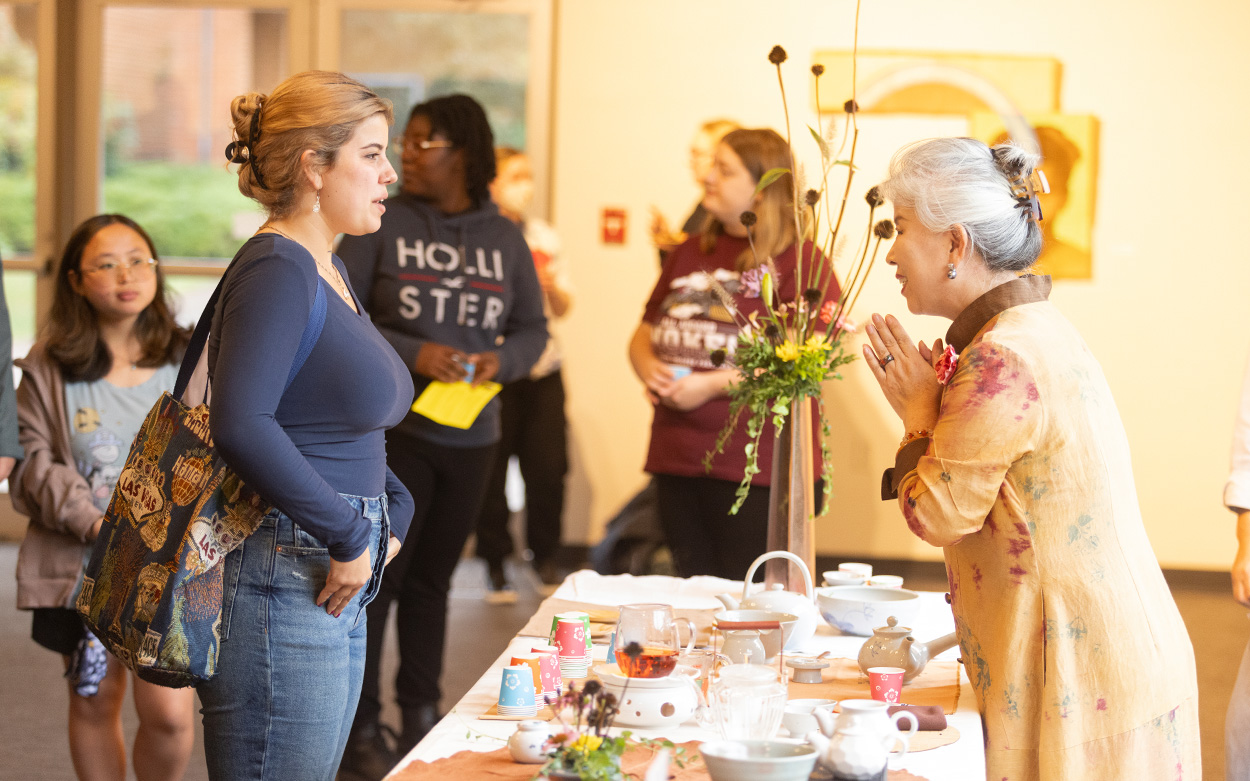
[898,429,934,449]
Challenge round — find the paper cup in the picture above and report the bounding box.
[550,611,590,640]
[553,618,588,659]
[868,666,905,704]
[510,653,544,695]
[499,664,538,712]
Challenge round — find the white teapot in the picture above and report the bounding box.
[715,551,818,649]
[806,698,918,778]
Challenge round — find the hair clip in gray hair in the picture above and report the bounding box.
[1010,168,1050,223]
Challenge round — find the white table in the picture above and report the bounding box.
[393,571,985,780]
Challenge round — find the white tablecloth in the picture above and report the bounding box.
[392,571,985,780]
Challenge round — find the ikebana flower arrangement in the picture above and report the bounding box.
[537,646,687,781]
[704,33,895,520]
[538,679,628,781]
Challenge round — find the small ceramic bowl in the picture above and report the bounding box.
[821,570,866,587]
[815,585,921,636]
[781,698,836,737]
[867,574,904,589]
[699,739,819,781]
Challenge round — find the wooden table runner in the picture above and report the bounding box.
[786,659,961,715]
[390,745,933,780]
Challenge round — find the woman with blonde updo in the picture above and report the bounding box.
[866,137,1199,779]
[197,70,415,779]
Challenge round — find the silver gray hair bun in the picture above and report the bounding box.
[879,137,1043,273]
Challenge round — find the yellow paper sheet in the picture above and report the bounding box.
[411,381,501,429]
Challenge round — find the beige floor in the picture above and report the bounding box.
[0,546,1243,780]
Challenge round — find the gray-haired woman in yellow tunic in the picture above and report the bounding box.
[862,137,1200,780]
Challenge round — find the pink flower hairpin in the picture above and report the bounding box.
[935,345,958,385]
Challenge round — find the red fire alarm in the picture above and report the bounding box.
[601,207,627,245]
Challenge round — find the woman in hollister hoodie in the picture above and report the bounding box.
[337,93,547,775]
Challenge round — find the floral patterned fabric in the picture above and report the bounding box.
[885,276,1200,780]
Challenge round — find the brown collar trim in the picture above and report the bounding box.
[945,275,1052,353]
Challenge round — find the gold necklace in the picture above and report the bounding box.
[259,224,355,308]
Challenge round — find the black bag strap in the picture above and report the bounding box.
[173,268,328,401]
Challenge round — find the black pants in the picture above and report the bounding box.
[474,371,568,569]
[652,474,772,580]
[355,432,497,725]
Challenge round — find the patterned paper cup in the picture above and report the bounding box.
[553,618,588,659]
[499,664,538,711]
[868,666,905,704]
[510,653,544,696]
[550,611,590,641]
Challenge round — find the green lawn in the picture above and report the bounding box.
[0,162,261,260]
[104,162,263,259]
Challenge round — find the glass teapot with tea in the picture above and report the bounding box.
[614,603,695,678]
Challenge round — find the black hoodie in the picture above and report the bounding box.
[338,194,548,447]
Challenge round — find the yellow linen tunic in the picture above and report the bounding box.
[883,277,1200,780]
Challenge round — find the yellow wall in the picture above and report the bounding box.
[549,0,1250,570]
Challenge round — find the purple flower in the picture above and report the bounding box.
[740,267,765,298]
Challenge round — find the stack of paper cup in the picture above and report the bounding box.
[551,611,594,668]
[529,644,562,702]
[498,664,538,717]
[552,618,589,679]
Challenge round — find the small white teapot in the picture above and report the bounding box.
[806,698,917,777]
[715,551,818,649]
[508,719,552,764]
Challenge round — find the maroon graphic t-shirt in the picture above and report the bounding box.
[641,233,838,484]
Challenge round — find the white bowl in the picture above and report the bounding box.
[822,570,866,587]
[815,585,921,636]
[781,698,836,737]
[700,739,819,781]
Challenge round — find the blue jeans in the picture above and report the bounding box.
[198,494,389,780]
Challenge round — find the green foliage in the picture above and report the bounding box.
[104,162,262,258]
[0,171,34,255]
[753,166,791,197]
[537,732,628,781]
[1,161,259,260]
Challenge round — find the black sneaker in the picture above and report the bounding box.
[398,703,442,755]
[485,563,518,605]
[339,721,399,781]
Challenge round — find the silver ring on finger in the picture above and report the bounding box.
[881,353,895,368]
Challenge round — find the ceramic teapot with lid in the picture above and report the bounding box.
[715,551,818,649]
[856,616,959,683]
[807,698,917,777]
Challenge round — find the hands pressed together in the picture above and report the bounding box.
[862,313,943,433]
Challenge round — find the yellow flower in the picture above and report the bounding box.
[775,340,800,361]
[804,334,830,353]
[571,734,603,753]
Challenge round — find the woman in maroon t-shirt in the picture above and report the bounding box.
[628,128,838,579]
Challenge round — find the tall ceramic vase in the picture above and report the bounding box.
[765,396,816,592]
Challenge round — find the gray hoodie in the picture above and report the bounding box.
[338,194,548,448]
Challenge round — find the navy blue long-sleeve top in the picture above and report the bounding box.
[208,235,415,561]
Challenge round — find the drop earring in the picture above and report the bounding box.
[313,193,321,214]
[947,263,957,280]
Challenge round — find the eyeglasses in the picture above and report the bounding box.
[80,257,159,278]
[393,136,455,154]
